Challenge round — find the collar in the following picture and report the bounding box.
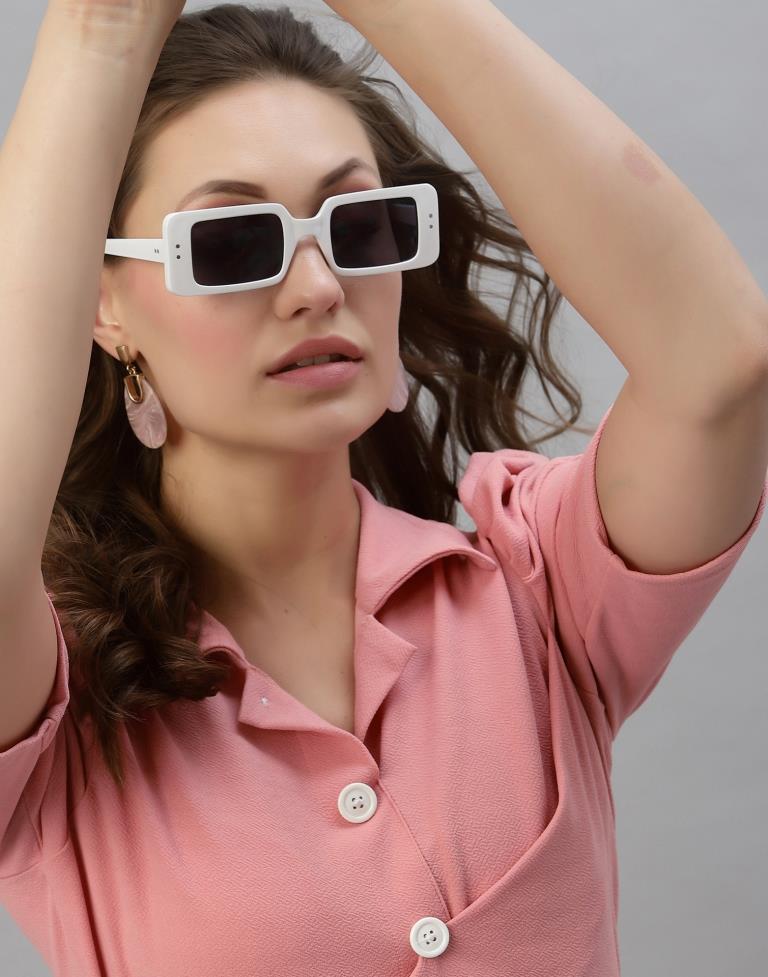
[193,477,497,654]
[349,477,498,616]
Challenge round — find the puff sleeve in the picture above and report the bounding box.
[458,401,767,739]
[0,591,88,880]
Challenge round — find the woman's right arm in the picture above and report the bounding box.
[0,5,172,749]
[0,6,170,584]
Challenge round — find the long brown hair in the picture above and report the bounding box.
[42,3,596,794]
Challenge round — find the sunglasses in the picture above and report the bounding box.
[104,183,440,297]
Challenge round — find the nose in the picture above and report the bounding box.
[287,233,336,278]
[277,233,345,314]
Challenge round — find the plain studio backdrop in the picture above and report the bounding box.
[1,1,765,975]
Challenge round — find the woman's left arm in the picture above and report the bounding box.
[330,0,768,576]
[329,0,768,419]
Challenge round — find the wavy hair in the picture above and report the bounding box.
[42,3,597,794]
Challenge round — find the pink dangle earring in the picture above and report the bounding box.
[387,356,410,413]
[116,346,168,449]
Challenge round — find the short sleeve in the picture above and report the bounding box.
[458,401,768,739]
[0,590,86,879]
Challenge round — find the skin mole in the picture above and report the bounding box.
[622,140,663,186]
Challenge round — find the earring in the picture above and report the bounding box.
[387,357,410,414]
[116,346,168,449]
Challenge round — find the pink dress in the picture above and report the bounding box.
[1,401,765,976]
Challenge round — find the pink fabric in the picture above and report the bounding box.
[1,401,765,977]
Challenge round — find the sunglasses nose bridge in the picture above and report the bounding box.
[289,213,330,262]
[292,212,325,240]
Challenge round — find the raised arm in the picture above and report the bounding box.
[0,1,175,750]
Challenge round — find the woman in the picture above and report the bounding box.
[0,1,766,975]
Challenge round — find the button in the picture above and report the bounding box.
[409,916,450,958]
[337,782,378,823]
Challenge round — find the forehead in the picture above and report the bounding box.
[133,79,379,226]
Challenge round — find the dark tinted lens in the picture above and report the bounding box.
[330,197,418,269]
[191,212,284,286]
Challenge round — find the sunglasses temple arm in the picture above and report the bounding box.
[104,238,166,262]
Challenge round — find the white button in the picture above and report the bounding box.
[337,782,378,823]
[409,916,450,958]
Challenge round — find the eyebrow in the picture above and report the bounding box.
[174,157,381,212]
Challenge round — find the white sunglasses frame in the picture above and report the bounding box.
[103,182,440,297]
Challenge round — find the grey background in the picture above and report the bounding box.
[1,1,765,974]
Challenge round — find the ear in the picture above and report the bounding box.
[92,262,139,363]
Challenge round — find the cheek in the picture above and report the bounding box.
[130,271,248,367]
[175,312,245,365]
[363,273,402,347]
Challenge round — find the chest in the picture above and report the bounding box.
[224,607,357,735]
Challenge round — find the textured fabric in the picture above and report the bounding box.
[1,401,765,977]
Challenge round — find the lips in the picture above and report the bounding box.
[275,355,358,374]
[266,335,364,375]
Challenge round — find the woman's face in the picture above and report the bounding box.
[94,78,403,457]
